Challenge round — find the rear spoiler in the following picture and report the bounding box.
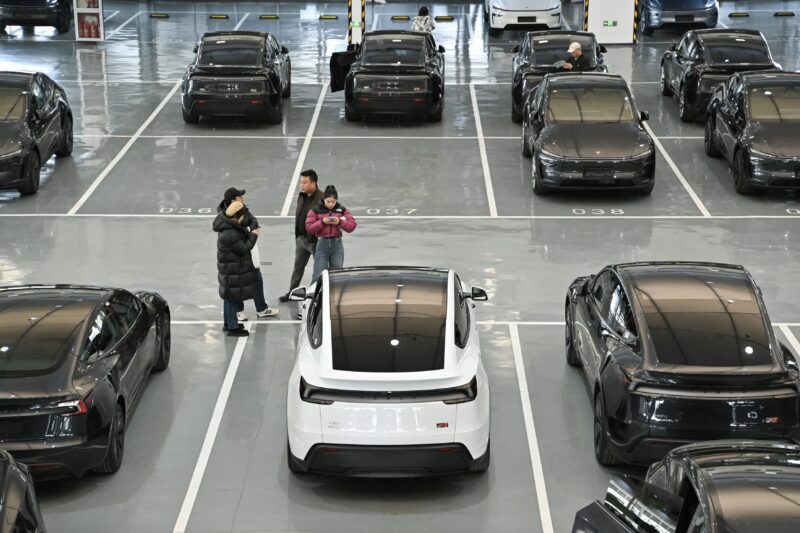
[300,376,477,405]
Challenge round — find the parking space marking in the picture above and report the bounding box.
[469,83,499,217]
[104,10,120,22]
[232,12,250,31]
[67,79,182,215]
[172,322,253,533]
[778,325,800,354]
[9,213,800,220]
[280,83,330,217]
[643,122,711,217]
[509,323,554,533]
[105,10,143,39]
[166,320,800,327]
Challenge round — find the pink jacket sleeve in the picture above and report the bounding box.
[339,208,357,233]
[305,210,324,236]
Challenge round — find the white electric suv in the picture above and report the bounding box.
[485,0,563,37]
[286,267,491,476]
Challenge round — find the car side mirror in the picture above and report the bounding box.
[781,343,799,372]
[289,287,311,301]
[579,282,590,297]
[193,45,198,54]
[669,44,675,52]
[640,110,649,122]
[466,286,489,301]
[513,44,520,53]
[281,45,289,54]
[598,44,607,54]
[438,45,445,54]
[605,476,681,531]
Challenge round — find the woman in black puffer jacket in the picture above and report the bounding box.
[212,201,260,337]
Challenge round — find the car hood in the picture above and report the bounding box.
[747,122,800,158]
[541,123,651,159]
[0,122,27,158]
[493,0,559,10]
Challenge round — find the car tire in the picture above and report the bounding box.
[594,392,620,466]
[345,106,360,122]
[522,128,532,157]
[429,99,443,122]
[734,151,755,195]
[565,306,580,367]
[287,440,303,473]
[704,116,720,157]
[267,97,283,124]
[182,107,199,124]
[18,151,40,196]
[56,7,71,33]
[659,65,672,96]
[153,314,171,372]
[483,4,489,21]
[471,441,490,473]
[678,85,695,122]
[95,403,125,474]
[55,115,73,157]
[511,106,522,123]
[0,24,6,33]
[282,66,292,98]
[489,27,501,38]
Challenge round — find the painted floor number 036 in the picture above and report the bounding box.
[159,207,213,214]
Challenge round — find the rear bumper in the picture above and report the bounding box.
[291,443,487,477]
[348,94,440,116]
[490,7,562,30]
[646,7,718,29]
[0,6,61,24]
[182,93,279,117]
[1,436,107,479]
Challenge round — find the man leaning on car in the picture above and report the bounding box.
[561,42,591,72]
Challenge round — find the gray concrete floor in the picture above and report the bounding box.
[2,1,800,532]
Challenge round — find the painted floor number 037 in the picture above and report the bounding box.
[572,209,625,215]
[365,208,418,215]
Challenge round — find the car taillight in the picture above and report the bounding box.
[300,377,333,405]
[443,376,478,404]
[55,399,88,416]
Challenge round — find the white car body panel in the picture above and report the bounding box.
[487,0,562,30]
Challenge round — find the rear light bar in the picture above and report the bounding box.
[299,376,478,405]
[55,399,89,416]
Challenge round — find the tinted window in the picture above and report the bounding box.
[592,271,614,312]
[84,305,126,359]
[748,85,800,121]
[329,272,447,372]
[453,276,470,348]
[362,36,424,65]
[107,292,140,332]
[30,80,45,110]
[0,87,27,122]
[531,35,595,65]
[704,39,771,64]
[199,42,262,66]
[547,87,635,123]
[307,288,323,348]
[607,281,637,340]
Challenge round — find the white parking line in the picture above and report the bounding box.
[643,122,711,217]
[104,10,142,39]
[371,12,379,32]
[164,320,800,328]
[172,322,253,533]
[280,83,329,217]
[509,323,554,533]
[67,79,182,215]
[469,83,499,217]
[6,213,800,220]
[232,12,250,31]
[103,10,120,23]
[778,325,800,354]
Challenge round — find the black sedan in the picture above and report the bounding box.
[0,450,46,532]
[565,262,800,466]
[0,0,72,33]
[0,71,73,195]
[705,70,800,195]
[660,29,779,122]
[330,30,445,122]
[0,285,171,479]
[573,440,800,533]
[522,73,655,194]
[181,31,291,124]
[511,30,606,122]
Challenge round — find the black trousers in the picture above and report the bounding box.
[290,235,317,291]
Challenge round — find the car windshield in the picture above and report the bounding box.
[362,36,424,65]
[748,85,800,122]
[0,87,27,122]
[532,36,595,65]
[546,87,635,123]
[198,42,261,66]
[705,39,771,64]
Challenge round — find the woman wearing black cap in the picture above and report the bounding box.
[305,186,358,282]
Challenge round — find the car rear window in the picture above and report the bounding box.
[329,273,447,372]
[362,36,424,65]
[546,87,635,123]
[199,43,261,66]
[532,36,595,65]
[0,87,27,122]
[748,85,800,122]
[704,39,771,65]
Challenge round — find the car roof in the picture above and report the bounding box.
[741,70,800,84]
[201,31,266,44]
[545,72,626,86]
[365,30,428,38]
[0,71,35,87]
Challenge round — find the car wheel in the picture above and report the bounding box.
[565,306,580,367]
[18,151,40,196]
[659,66,672,96]
[267,98,283,124]
[522,127,532,157]
[287,440,303,473]
[55,115,73,157]
[489,27,501,38]
[641,12,654,36]
[282,66,292,98]
[344,106,360,122]
[704,116,720,157]
[153,314,171,372]
[483,3,488,21]
[511,105,522,123]
[471,440,490,473]
[182,107,199,124]
[678,85,695,122]
[0,24,6,33]
[593,392,620,466]
[56,7,71,33]
[429,98,443,122]
[734,151,755,195]
[95,403,125,474]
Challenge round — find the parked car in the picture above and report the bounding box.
[705,70,800,194]
[573,440,800,532]
[638,0,718,37]
[330,31,445,122]
[0,450,46,532]
[0,0,72,33]
[565,262,800,465]
[522,73,655,194]
[660,29,779,122]
[181,31,291,124]
[511,30,606,122]
[0,71,73,195]
[0,285,171,479]
[286,267,490,476]
[484,0,563,37]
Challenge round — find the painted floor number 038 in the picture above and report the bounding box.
[572,209,625,215]
[159,208,213,214]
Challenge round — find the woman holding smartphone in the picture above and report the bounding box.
[305,185,358,282]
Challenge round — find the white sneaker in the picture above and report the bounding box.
[257,308,280,318]
[237,312,248,321]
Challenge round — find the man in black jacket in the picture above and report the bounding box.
[278,169,324,302]
[213,201,260,337]
[562,42,591,71]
